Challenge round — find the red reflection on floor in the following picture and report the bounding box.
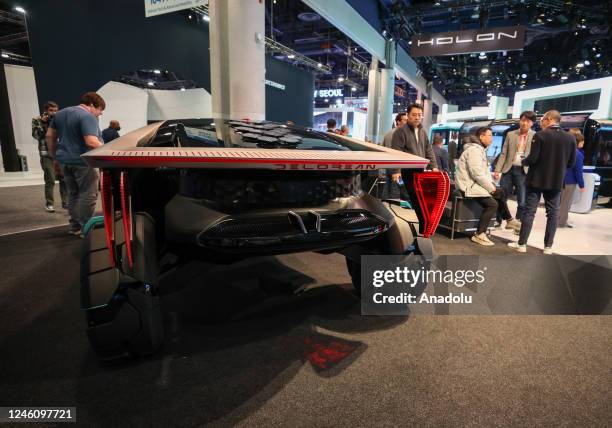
[302,336,358,370]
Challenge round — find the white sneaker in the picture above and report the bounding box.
[45,205,55,213]
[471,233,495,246]
[507,242,527,253]
[543,247,553,255]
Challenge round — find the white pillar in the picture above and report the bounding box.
[488,96,510,120]
[378,68,395,142]
[209,0,266,120]
[366,58,380,143]
[421,82,433,132]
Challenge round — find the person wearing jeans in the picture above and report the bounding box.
[494,111,536,222]
[509,110,576,254]
[558,128,586,228]
[46,92,105,236]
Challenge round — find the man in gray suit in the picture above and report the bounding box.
[493,111,536,222]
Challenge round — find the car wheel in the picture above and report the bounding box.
[81,213,163,360]
[345,257,361,297]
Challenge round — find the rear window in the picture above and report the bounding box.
[145,119,376,151]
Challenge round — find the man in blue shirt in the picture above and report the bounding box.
[46,92,105,236]
[102,120,121,143]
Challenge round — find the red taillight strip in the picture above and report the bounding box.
[119,171,133,268]
[100,169,116,266]
[412,171,450,238]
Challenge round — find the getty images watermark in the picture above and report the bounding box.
[360,255,612,315]
[371,264,486,305]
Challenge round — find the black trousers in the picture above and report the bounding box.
[469,189,512,234]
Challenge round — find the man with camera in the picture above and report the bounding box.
[32,101,67,212]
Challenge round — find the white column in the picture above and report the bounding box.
[421,83,433,132]
[378,68,395,142]
[209,0,266,120]
[366,58,380,143]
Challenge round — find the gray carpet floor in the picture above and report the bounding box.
[0,185,610,427]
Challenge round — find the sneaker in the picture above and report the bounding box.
[505,219,521,230]
[45,205,55,213]
[471,233,495,246]
[507,242,527,253]
[543,247,553,255]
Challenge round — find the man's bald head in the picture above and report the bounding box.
[110,120,120,129]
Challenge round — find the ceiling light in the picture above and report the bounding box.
[153,69,161,74]
[408,41,412,45]
[287,54,295,59]
[147,81,154,86]
[203,15,210,22]
[551,67,557,73]
[584,60,590,65]
[481,68,489,74]
[521,73,527,78]
[14,6,26,13]
[338,77,344,82]
[487,92,492,97]
[180,87,186,91]
[351,87,357,92]
[324,98,329,102]
[576,63,584,68]
[485,79,490,83]
[317,63,323,68]
[595,53,601,58]
[188,14,193,19]
[561,76,568,80]
[1,53,8,59]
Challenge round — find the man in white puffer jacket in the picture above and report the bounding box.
[456,127,520,246]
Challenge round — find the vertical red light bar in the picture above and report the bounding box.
[412,171,450,238]
[100,169,115,266]
[119,171,133,267]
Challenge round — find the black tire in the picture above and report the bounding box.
[81,213,163,360]
[346,257,361,297]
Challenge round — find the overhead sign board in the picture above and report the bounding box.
[145,0,207,18]
[265,79,286,91]
[411,26,526,57]
[314,88,344,99]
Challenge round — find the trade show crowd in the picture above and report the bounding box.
[31,93,584,254]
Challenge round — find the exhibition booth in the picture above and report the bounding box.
[0,0,610,426]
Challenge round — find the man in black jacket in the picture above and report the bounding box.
[508,110,576,254]
[386,103,438,199]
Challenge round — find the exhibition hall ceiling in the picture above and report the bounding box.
[0,0,609,110]
[267,0,611,108]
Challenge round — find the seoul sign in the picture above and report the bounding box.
[314,89,344,99]
[411,26,526,57]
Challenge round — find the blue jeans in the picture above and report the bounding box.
[500,166,527,220]
[61,164,99,231]
[518,187,561,248]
